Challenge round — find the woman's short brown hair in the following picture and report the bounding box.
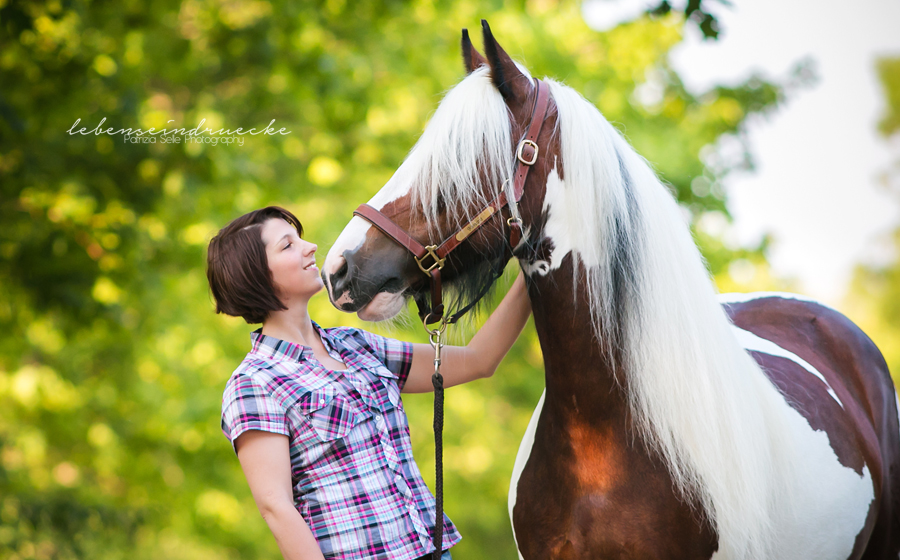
[206,206,303,324]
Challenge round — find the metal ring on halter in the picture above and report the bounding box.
[507,216,523,227]
[423,315,449,338]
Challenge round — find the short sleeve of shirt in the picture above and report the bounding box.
[357,330,415,390]
[221,371,290,454]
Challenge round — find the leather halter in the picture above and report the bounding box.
[354,78,552,325]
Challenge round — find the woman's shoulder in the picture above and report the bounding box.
[222,352,286,397]
[222,349,333,408]
[220,360,298,419]
[222,361,265,398]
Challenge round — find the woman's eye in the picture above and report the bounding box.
[283,242,292,250]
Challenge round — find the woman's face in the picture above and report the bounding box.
[260,218,323,303]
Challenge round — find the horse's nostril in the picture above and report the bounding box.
[330,257,350,295]
[336,258,349,281]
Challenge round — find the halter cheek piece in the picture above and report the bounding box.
[353,78,552,326]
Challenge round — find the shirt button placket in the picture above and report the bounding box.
[396,471,431,547]
[369,390,431,547]
[374,413,399,469]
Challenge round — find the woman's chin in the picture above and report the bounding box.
[357,292,406,322]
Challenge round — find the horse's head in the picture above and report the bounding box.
[322,21,557,321]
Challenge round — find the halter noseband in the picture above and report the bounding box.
[353,78,552,325]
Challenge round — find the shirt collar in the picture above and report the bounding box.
[249,320,335,362]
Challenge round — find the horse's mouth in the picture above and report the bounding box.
[333,276,409,314]
[357,290,409,321]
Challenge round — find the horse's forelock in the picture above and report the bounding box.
[405,66,519,234]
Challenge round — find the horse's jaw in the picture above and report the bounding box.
[356,291,407,322]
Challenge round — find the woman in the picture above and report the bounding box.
[207,206,531,560]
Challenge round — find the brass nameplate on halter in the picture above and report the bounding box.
[456,207,496,241]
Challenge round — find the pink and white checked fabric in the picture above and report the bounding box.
[221,323,461,559]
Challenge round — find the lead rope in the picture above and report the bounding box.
[426,318,448,560]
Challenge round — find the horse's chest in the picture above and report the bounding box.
[510,401,717,560]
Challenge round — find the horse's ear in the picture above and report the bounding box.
[461,28,487,74]
[481,19,530,101]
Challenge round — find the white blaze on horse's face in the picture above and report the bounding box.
[322,158,418,319]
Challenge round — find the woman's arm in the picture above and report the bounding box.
[235,430,326,560]
[402,270,532,393]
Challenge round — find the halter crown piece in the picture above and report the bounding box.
[352,78,551,560]
[353,77,552,326]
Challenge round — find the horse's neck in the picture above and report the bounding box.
[525,261,626,418]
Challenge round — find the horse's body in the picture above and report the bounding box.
[322,22,900,559]
[510,290,898,559]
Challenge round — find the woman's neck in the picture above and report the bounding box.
[261,301,318,348]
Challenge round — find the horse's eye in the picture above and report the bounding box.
[436,194,447,213]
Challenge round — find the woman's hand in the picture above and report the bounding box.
[235,430,327,560]
[401,270,532,393]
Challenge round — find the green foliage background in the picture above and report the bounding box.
[1,1,797,558]
[845,55,900,384]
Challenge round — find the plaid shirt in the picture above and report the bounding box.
[221,323,461,559]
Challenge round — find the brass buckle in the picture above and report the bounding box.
[516,139,539,165]
[415,245,446,274]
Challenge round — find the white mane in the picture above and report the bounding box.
[405,65,527,230]
[544,78,801,559]
[406,65,802,558]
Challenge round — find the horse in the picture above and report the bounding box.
[321,21,900,559]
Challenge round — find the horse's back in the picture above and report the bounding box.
[721,292,900,559]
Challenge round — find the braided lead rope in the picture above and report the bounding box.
[427,321,447,560]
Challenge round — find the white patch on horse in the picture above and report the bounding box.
[539,159,601,271]
[709,358,874,559]
[727,322,843,408]
[322,158,417,278]
[509,389,545,560]
[322,218,366,278]
[520,259,550,277]
[698,322,873,558]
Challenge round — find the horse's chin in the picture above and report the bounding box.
[357,291,407,322]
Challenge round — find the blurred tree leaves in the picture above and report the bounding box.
[845,54,900,383]
[875,56,900,195]
[877,56,900,137]
[647,0,729,40]
[1,1,790,558]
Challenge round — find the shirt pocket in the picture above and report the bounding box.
[370,365,403,412]
[294,386,359,442]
